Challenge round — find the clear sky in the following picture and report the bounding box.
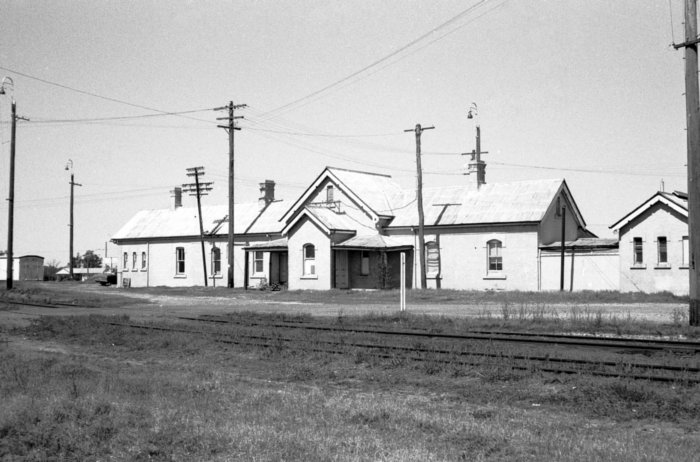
[0,0,690,266]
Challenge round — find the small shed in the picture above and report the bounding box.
[0,255,45,281]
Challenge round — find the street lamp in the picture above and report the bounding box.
[1,77,16,289]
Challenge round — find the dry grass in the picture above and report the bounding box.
[2,315,700,461]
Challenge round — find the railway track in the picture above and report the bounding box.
[5,299,699,383]
[106,319,700,384]
[177,315,700,354]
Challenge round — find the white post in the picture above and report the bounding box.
[400,252,406,312]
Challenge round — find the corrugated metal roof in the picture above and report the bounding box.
[389,179,564,227]
[304,206,366,232]
[540,237,619,250]
[244,238,288,250]
[334,234,411,249]
[329,168,405,216]
[112,201,285,241]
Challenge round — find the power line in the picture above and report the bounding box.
[256,0,508,118]
[258,0,492,119]
[25,107,216,124]
[0,65,215,124]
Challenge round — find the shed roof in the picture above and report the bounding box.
[540,237,619,251]
[334,234,412,250]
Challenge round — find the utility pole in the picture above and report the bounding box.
[404,123,434,289]
[215,102,246,289]
[183,166,213,286]
[66,160,82,281]
[674,0,700,325]
[560,206,566,292]
[1,77,27,289]
[5,99,16,288]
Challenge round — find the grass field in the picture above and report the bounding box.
[1,284,700,460]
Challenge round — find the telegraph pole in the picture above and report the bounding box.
[560,206,566,291]
[404,123,434,289]
[1,77,26,289]
[5,100,16,288]
[215,102,246,288]
[183,166,213,286]
[674,0,700,325]
[66,160,82,281]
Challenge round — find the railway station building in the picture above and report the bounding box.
[112,164,607,291]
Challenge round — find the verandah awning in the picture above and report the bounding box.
[243,238,288,251]
[333,234,413,251]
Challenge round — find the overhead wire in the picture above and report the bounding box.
[24,108,217,124]
[257,0,494,120]
[0,65,217,125]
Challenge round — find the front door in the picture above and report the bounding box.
[334,250,349,289]
[279,252,288,284]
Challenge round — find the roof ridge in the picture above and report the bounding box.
[327,166,392,178]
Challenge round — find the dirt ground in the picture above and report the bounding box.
[0,283,687,328]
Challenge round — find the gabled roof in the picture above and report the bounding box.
[112,201,285,242]
[281,206,359,236]
[389,179,579,227]
[279,167,404,225]
[609,190,688,232]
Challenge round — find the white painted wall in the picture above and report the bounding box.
[386,225,541,291]
[618,204,689,295]
[0,258,20,281]
[540,250,619,291]
[286,217,332,290]
[118,239,245,288]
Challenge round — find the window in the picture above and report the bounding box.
[211,247,221,275]
[361,251,370,276]
[141,252,147,270]
[123,252,128,270]
[254,251,264,274]
[633,237,643,265]
[426,241,440,276]
[303,244,316,275]
[682,236,690,267]
[487,240,502,272]
[326,185,334,202]
[657,237,668,265]
[132,252,137,270]
[176,247,185,274]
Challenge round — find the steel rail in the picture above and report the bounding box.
[105,321,700,384]
[177,316,700,353]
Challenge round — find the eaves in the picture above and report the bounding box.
[385,221,540,232]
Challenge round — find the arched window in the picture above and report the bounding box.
[132,252,137,270]
[326,185,334,202]
[211,247,221,275]
[123,252,128,270]
[425,241,440,276]
[141,252,147,270]
[487,240,502,272]
[303,244,316,275]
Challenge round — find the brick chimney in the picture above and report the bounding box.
[259,180,275,209]
[171,187,182,210]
